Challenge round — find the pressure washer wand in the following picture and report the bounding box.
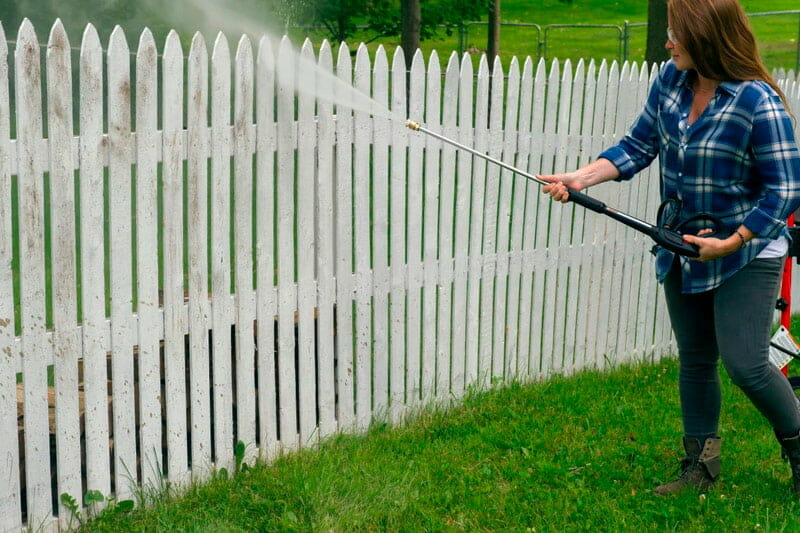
[405,120,700,258]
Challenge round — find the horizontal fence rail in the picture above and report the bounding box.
[2,18,800,532]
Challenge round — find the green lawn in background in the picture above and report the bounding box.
[287,0,800,71]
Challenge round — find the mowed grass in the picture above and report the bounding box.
[79,356,800,532]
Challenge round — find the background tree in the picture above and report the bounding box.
[400,0,421,62]
[645,0,669,65]
[487,0,500,66]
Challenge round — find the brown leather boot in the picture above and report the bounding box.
[654,437,721,495]
[777,431,800,496]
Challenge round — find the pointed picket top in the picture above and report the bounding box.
[276,35,296,93]
[81,23,101,60]
[522,56,533,81]
[562,58,572,80]
[16,18,39,66]
[491,52,504,80]
[575,57,585,76]
[459,49,473,78]
[47,19,69,55]
[236,33,253,64]
[391,44,405,74]
[212,31,230,64]
[649,61,659,83]
[17,17,36,43]
[190,31,207,60]
[301,37,314,56]
[316,40,333,115]
[318,39,331,60]
[374,46,388,107]
[337,41,351,75]
[375,43,387,67]
[278,34,293,53]
[257,34,274,69]
[427,49,440,76]
[108,25,129,57]
[609,59,619,76]
[355,42,370,72]
[410,48,423,73]
[138,27,155,53]
[354,43,371,90]
[164,29,183,59]
[508,55,519,82]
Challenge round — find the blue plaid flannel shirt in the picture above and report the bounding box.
[599,61,800,293]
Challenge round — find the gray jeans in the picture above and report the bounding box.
[663,256,800,440]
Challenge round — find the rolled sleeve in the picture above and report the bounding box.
[745,93,800,238]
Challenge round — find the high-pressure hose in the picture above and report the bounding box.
[404,119,701,258]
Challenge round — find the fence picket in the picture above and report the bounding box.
[297,39,318,446]
[276,36,299,449]
[518,58,546,381]
[134,27,162,487]
[107,25,138,499]
[46,21,82,518]
[334,42,355,429]
[233,35,257,461]
[437,52,459,399]
[162,30,189,482]
[372,46,390,419]
[583,59,610,369]
[506,57,534,380]
[451,53,473,395]
[0,21,20,533]
[389,47,407,421]
[353,44,373,429]
[479,57,504,384]
[405,49,426,406]
[187,31,212,474]
[537,60,562,377]
[494,57,519,380]
[594,61,621,368]
[315,40,337,438]
[16,19,53,526]
[612,63,637,363]
[421,51,441,403]
[572,59,597,373]
[562,59,587,375]
[255,34,279,458]
[210,32,235,470]
[79,23,113,499]
[469,56,490,386]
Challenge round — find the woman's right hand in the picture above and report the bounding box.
[539,171,585,203]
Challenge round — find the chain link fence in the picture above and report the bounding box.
[458,11,800,71]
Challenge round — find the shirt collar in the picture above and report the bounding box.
[675,68,739,97]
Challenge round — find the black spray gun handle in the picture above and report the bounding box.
[567,190,701,258]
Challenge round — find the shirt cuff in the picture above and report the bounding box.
[597,147,637,181]
[743,208,786,239]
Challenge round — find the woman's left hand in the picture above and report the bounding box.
[681,230,741,262]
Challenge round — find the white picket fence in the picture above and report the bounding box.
[2,18,800,531]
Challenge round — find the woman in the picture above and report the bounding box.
[540,0,800,495]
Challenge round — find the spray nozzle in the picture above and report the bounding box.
[405,120,421,131]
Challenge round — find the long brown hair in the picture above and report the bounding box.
[667,0,790,111]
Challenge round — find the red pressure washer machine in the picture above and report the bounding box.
[770,214,800,380]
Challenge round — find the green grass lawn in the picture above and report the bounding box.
[77,355,800,532]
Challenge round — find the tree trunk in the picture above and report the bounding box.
[487,0,501,66]
[645,0,668,66]
[401,0,421,63]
